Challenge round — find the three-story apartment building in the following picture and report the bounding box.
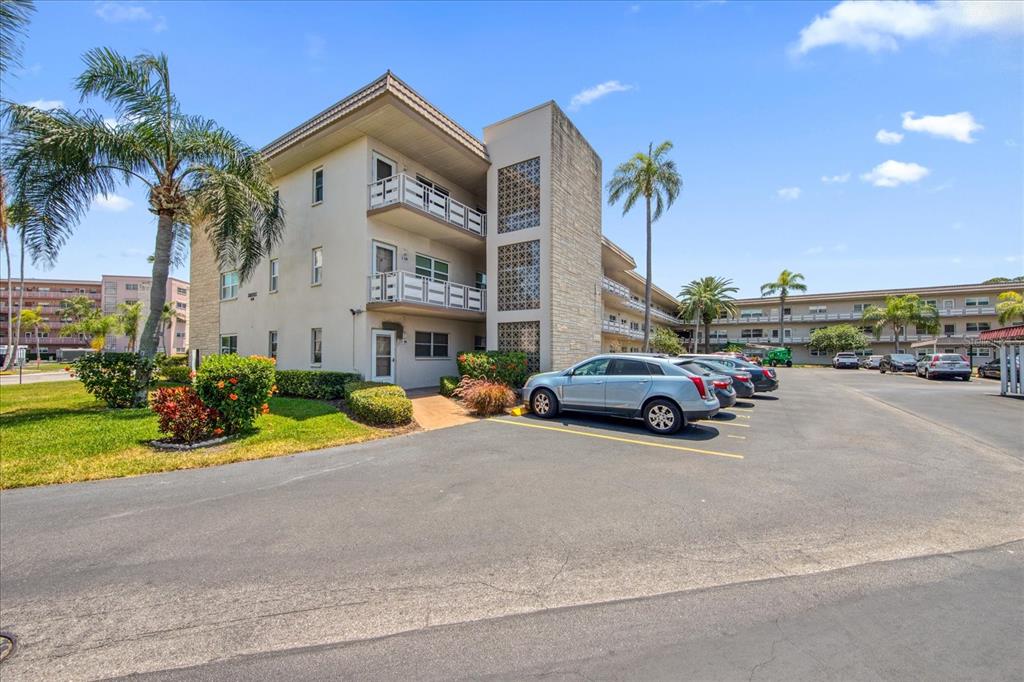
[704,282,1022,364]
[192,72,644,389]
[600,237,684,352]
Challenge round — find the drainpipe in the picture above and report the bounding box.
[350,308,364,374]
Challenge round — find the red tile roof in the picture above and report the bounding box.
[979,325,1024,341]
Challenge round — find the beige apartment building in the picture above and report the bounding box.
[704,282,1023,365]
[101,274,190,354]
[0,278,100,359]
[190,72,686,389]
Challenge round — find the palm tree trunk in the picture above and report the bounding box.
[2,231,13,371]
[35,332,40,368]
[693,304,702,353]
[779,293,785,346]
[140,212,174,359]
[643,194,653,352]
[14,231,24,366]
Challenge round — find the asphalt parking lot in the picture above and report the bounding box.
[1,368,1021,679]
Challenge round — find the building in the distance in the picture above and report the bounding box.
[189,72,684,389]
[601,237,684,353]
[0,278,101,358]
[100,275,190,354]
[703,281,1023,365]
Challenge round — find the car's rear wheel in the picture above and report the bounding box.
[530,388,559,419]
[644,399,683,435]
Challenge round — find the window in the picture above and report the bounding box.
[924,299,937,308]
[220,335,238,354]
[852,303,869,313]
[965,297,989,307]
[808,305,827,314]
[739,309,763,319]
[771,329,792,338]
[125,283,139,291]
[372,152,396,182]
[373,241,396,274]
[646,362,665,375]
[220,271,239,300]
[268,330,278,359]
[415,331,449,358]
[573,358,610,376]
[125,299,138,305]
[741,328,764,338]
[942,299,954,309]
[311,247,323,285]
[269,258,279,292]
[783,307,791,316]
[416,174,449,197]
[415,254,449,282]
[175,302,187,310]
[607,358,649,376]
[475,272,487,290]
[943,324,955,335]
[966,322,990,333]
[473,335,486,351]
[312,167,324,204]
[310,328,322,364]
[176,287,188,296]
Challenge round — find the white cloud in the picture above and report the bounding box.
[821,172,851,184]
[793,0,1023,55]
[776,186,802,200]
[803,245,825,255]
[95,2,167,32]
[568,80,634,111]
[1005,255,1020,263]
[875,129,904,144]
[860,160,930,187]
[94,194,133,212]
[926,179,954,193]
[902,110,983,143]
[24,99,63,110]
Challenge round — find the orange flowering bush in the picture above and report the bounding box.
[194,354,276,434]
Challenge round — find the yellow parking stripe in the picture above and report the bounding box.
[727,434,747,440]
[703,419,750,428]
[488,418,744,460]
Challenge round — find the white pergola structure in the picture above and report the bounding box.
[978,325,1024,398]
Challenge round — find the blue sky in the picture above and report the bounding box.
[6,0,1023,297]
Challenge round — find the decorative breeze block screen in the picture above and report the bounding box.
[497,240,541,311]
[497,157,541,233]
[498,321,541,373]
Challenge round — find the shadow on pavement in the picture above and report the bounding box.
[517,412,720,442]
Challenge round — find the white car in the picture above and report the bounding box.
[832,352,860,369]
[862,354,883,369]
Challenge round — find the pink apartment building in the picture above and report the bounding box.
[101,275,190,354]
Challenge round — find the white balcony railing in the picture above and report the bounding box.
[601,319,647,340]
[368,271,485,313]
[601,277,679,324]
[368,173,486,236]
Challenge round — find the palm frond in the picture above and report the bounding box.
[76,48,172,127]
[0,0,34,80]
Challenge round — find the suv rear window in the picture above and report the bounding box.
[891,354,916,361]
[939,354,965,362]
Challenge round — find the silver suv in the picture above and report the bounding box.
[521,354,721,434]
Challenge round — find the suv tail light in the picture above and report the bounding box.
[931,358,939,367]
[690,376,708,399]
[713,379,729,389]
[959,355,968,362]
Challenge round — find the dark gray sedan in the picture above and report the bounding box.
[674,358,755,399]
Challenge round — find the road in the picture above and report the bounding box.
[0,370,74,386]
[1,368,1021,679]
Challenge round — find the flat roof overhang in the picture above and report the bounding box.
[601,237,636,273]
[366,301,485,322]
[368,203,486,255]
[264,73,490,196]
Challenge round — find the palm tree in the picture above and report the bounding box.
[18,306,47,367]
[678,276,739,353]
[996,291,1024,325]
[116,301,143,351]
[5,48,283,374]
[607,141,682,351]
[760,270,807,345]
[862,294,938,352]
[0,0,34,79]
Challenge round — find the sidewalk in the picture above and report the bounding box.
[406,388,477,430]
[0,371,75,386]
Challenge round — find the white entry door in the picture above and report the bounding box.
[371,330,396,383]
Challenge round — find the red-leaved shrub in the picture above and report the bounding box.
[150,386,220,444]
[452,377,517,416]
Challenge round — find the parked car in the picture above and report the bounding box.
[671,360,738,407]
[522,354,720,434]
[861,354,883,369]
[832,352,860,369]
[915,353,972,381]
[977,357,1022,380]
[674,358,756,398]
[879,353,919,373]
[680,355,779,393]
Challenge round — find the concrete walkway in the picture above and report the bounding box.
[0,371,75,386]
[406,388,477,430]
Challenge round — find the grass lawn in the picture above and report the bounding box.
[0,381,387,489]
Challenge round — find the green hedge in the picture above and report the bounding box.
[161,365,193,384]
[342,380,401,399]
[73,352,154,408]
[347,383,413,427]
[276,370,361,399]
[455,351,529,387]
[439,375,459,397]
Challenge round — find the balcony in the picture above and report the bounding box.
[601,319,647,340]
[368,174,486,254]
[367,271,485,320]
[601,277,680,325]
